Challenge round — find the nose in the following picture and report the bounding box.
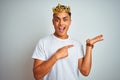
[59,20,64,26]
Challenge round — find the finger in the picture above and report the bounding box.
[100,34,104,40]
[93,35,104,43]
[98,34,103,38]
[66,45,74,48]
[86,39,90,43]
[93,34,103,40]
[97,34,104,41]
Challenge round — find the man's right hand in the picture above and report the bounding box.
[55,45,73,60]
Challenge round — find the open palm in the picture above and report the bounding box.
[86,35,103,45]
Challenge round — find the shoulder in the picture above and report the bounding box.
[37,34,53,46]
[38,35,52,42]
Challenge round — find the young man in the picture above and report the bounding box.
[32,4,103,80]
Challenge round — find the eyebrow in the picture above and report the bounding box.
[63,16,68,19]
[54,16,69,20]
[54,16,60,20]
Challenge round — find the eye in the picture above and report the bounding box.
[54,18,59,22]
[54,16,60,22]
[63,18,68,22]
[54,18,58,22]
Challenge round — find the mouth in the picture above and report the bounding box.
[58,26,65,33]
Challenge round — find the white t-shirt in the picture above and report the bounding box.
[32,34,84,80]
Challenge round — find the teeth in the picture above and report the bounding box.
[59,27,64,30]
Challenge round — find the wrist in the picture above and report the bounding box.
[54,52,59,60]
[86,43,94,49]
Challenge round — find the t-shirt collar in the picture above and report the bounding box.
[51,34,70,41]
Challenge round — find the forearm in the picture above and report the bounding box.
[33,54,58,80]
[79,35,103,76]
[80,46,92,76]
[33,45,73,80]
[83,47,92,70]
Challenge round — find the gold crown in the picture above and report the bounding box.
[53,3,70,14]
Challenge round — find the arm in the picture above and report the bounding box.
[33,45,73,80]
[33,54,57,80]
[78,35,103,76]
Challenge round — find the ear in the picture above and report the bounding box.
[69,19,72,25]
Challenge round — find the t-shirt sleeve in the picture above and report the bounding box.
[32,40,46,60]
[78,42,84,59]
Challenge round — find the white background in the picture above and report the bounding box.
[0,0,120,80]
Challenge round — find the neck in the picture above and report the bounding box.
[54,33,68,39]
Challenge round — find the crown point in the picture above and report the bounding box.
[52,3,71,14]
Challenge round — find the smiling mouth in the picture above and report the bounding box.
[59,26,65,33]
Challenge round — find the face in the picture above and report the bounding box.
[52,12,71,39]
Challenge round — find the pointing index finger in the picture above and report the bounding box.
[66,45,74,48]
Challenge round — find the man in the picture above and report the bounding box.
[32,4,103,80]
